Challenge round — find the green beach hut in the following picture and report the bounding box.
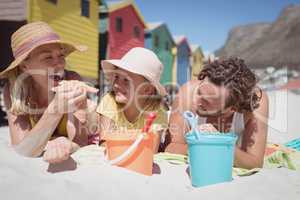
[145,22,176,86]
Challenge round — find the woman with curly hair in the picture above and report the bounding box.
[165,58,269,169]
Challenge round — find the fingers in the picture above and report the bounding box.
[51,83,73,93]
[53,90,87,113]
[52,84,82,94]
[51,80,97,113]
[52,80,76,93]
[57,89,83,101]
[52,80,98,94]
[43,138,71,164]
[67,115,76,141]
[69,89,86,106]
[43,145,57,163]
[84,85,99,93]
[198,123,218,132]
[64,89,87,112]
[55,143,64,161]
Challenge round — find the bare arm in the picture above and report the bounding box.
[165,81,199,154]
[4,84,64,157]
[234,91,269,169]
[52,71,98,148]
[4,71,97,157]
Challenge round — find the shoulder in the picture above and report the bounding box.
[156,105,168,123]
[96,93,118,121]
[65,70,82,81]
[260,91,269,108]
[99,93,116,105]
[244,90,269,124]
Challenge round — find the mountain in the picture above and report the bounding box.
[216,5,300,69]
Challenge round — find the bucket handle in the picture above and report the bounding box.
[107,134,145,165]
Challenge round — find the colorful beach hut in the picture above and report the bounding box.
[145,22,175,85]
[99,0,146,59]
[190,44,204,80]
[173,36,191,86]
[0,0,100,85]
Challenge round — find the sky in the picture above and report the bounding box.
[134,0,300,54]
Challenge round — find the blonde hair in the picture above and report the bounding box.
[6,68,34,115]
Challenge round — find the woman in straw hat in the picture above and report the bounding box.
[1,21,98,164]
[97,47,168,152]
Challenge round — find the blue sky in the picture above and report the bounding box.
[134,0,300,54]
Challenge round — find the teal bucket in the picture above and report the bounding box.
[185,132,237,187]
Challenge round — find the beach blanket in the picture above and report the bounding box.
[154,143,300,177]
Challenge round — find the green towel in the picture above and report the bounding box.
[154,153,188,165]
[264,149,300,170]
[232,167,261,176]
[154,147,300,177]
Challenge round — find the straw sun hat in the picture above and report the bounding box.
[0,21,87,77]
[101,47,167,96]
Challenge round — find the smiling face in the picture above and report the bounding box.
[192,78,234,117]
[20,43,66,88]
[110,67,156,107]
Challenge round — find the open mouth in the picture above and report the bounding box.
[49,72,64,82]
[114,89,127,97]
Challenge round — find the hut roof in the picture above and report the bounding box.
[105,0,147,28]
[146,22,175,46]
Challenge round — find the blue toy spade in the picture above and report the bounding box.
[183,111,201,140]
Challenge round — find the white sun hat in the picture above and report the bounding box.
[101,47,167,96]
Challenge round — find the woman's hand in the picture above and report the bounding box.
[43,137,73,164]
[54,80,98,95]
[197,123,218,133]
[50,80,98,114]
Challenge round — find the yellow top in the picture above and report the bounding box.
[96,93,168,132]
[29,114,68,138]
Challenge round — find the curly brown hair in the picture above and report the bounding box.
[198,57,262,112]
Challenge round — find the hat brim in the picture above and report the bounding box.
[101,59,167,97]
[0,40,87,78]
